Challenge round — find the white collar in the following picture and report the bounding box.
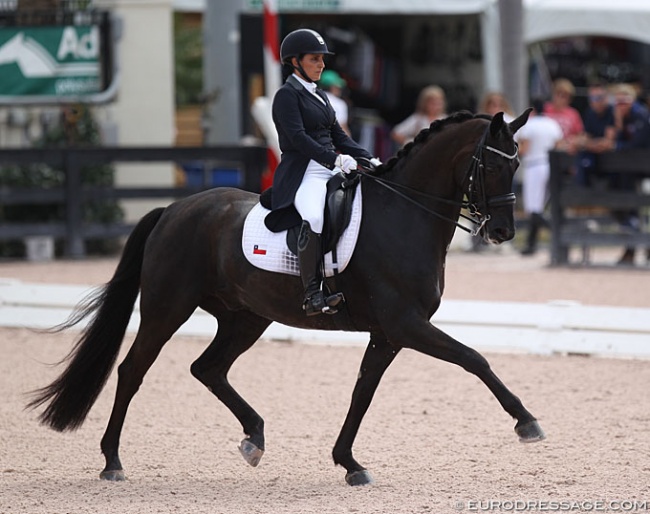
[293,73,317,93]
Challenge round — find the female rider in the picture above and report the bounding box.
[264,28,381,316]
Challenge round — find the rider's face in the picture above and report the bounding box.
[295,54,325,82]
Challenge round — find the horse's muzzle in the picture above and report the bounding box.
[486,225,515,244]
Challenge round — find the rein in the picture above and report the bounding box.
[358,129,518,236]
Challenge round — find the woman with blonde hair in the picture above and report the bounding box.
[391,85,447,146]
[543,78,584,152]
[478,91,514,121]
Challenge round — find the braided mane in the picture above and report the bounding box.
[373,111,491,176]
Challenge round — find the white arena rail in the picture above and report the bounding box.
[1,278,648,359]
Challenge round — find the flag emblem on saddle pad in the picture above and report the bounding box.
[253,245,267,255]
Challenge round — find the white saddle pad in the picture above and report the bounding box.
[242,186,363,277]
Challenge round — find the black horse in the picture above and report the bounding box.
[29,110,544,486]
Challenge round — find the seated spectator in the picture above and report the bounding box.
[575,82,615,186]
[478,91,515,122]
[391,85,447,147]
[604,83,650,265]
[610,83,650,150]
[544,78,584,154]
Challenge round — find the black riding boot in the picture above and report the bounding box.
[521,213,544,256]
[297,221,343,316]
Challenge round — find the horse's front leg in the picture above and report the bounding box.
[386,316,545,443]
[332,331,401,486]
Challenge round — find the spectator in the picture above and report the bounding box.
[517,99,564,256]
[478,91,515,122]
[610,83,650,151]
[603,83,650,265]
[544,78,584,153]
[576,82,616,186]
[391,85,447,146]
[318,70,351,136]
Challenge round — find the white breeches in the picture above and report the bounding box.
[522,162,550,215]
[294,159,338,234]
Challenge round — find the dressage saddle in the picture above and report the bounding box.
[259,171,360,258]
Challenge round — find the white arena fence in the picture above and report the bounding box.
[1,279,649,360]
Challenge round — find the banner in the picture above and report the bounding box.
[0,25,102,97]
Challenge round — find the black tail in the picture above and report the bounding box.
[27,207,166,432]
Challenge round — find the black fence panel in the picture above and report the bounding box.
[549,149,650,267]
[0,145,267,258]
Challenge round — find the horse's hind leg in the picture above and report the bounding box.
[99,302,198,480]
[190,309,271,467]
[332,332,401,486]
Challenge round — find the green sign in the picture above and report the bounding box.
[247,0,340,10]
[0,26,101,97]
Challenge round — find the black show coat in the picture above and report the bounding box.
[264,75,373,232]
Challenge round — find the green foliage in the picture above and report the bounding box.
[174,13,203,106]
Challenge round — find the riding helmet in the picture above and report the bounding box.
[280,29,334,64]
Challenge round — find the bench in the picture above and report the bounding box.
[548,149,650,266]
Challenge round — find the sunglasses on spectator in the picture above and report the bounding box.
[589,94,606,101]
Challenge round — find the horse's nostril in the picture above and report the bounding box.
[491,226,514,242]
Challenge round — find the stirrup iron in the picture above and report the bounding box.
[303,290,345,316]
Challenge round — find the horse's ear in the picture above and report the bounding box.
[508,108,533,135]
[489,112,505,137]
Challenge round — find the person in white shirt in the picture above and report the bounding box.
[319,70,351,136]
[390,85,447,146]
[516,99,564,255]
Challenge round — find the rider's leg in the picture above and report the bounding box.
[294,162,341,315]
[297,220,327,315]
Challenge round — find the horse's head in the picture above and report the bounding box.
[368,109,531,245]
[463,108,532,244]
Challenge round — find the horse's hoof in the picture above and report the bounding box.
[99,469,126,481]
[516,420,546,443]
[345,469,374,486]
[239,439,264,467]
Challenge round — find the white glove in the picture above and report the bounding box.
[335,154,358,174]
[369,157,382,167]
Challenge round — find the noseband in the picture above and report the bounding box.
[358,127,519,235]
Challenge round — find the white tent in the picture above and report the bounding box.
[524,0,650,45]
[184,0,650,140]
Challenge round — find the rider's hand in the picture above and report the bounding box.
[335,154,358,174]
[369,157,383,167]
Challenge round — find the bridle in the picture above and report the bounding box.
[463,129,519,234]
[358,127,519,236]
